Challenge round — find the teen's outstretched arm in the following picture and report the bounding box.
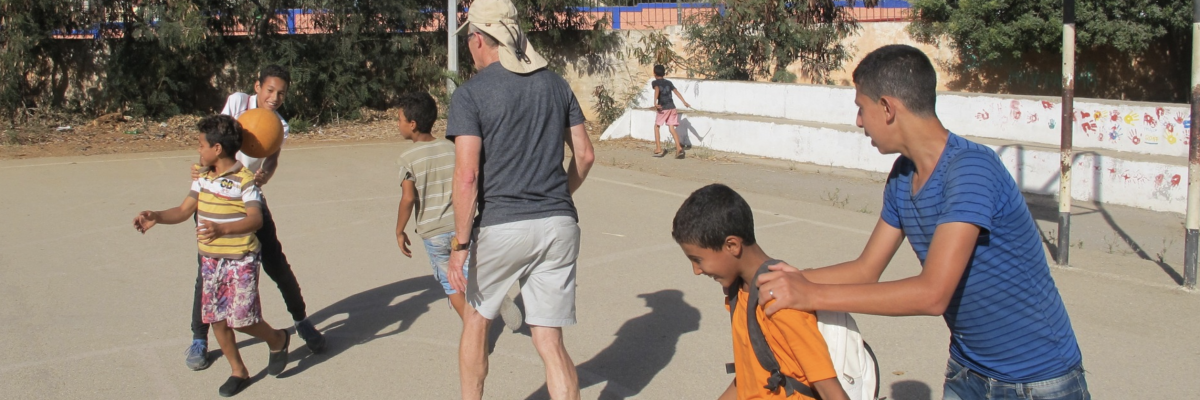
[758,222,978,316]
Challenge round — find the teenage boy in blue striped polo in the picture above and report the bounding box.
[755,45,1088,400]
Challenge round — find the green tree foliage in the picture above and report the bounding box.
[909,0,1191,102]
[630,30,689,75]
[517,0,620,75]
[682,0,865,83]
[0,1,98,122]
[0,0,614,125]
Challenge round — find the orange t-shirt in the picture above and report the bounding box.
[727,287,837,400]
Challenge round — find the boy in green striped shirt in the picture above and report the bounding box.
[394,92,469,317]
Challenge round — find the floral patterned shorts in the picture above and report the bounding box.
[200,252,262,328]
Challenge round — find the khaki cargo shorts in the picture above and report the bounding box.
[467,216,580,327]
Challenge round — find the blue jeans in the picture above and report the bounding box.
[423,232,469,295]
[943,358,1090,400]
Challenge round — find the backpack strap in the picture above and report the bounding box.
[748,259,818,398]
[726,259,820,399]
[726,277,741,374]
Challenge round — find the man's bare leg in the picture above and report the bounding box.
[459,303,492,400]
[531,325,580,400]
[449,292,467,320]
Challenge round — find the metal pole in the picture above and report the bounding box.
[447,0,458,95]
[677,0,683,25]
[1057,0,1075,267]
[1184,0,1200,289]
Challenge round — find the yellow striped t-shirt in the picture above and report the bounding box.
[189,162,262,258]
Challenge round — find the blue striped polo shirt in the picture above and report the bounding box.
[880,133,1082,383]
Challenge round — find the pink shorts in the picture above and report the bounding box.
[655,109,679,126]
[200,252,262,328]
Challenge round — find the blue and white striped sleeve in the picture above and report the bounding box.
[880,158,906,229]
[936,150,999,233]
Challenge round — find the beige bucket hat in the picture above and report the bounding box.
[455,0,548,74]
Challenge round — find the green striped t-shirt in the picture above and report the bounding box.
[397,139,456,239]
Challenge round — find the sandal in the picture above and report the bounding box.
[675,150,686,159]
[267,329,290,376]
[219,376,249,397]
[652,150,667,158]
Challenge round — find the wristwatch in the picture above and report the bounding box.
[451,237,471,252]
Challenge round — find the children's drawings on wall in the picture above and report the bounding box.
[1151,172,1186,199]
[973,99,1191,151]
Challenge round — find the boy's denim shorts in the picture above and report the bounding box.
[943,358,1090,400]
[424,232,469,295]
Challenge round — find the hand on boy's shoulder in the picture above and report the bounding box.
[190,163,211,181]
[253,169,271,187]
[756,262,817,315]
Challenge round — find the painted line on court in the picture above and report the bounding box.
[0,141,397,169]
[578,220,798,268]
[590,174,1194,293]
[591,177,871,235]
[1049,264,1197,293]
[0,338,177,373]
[270,194,398,209]
[0,224,126,252]
[0,154,196,169]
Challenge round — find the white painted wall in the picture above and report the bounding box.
[603,109,1188,214]
[637,79,1192,158]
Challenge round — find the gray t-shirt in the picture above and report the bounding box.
[652,79,676,110]
[446,63,586,228]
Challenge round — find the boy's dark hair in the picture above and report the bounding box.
[653,64,666,77]
[197,115,243,158]
[852,45,937,118]
[396,92,438,134]
[672,184,756,250]
[259,64,291,86]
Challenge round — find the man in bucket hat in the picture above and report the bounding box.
[444,0,595,399]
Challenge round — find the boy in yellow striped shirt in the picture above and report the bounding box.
[133,115,290,397]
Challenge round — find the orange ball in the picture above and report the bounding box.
[237,108,284,158]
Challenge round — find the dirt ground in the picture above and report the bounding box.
[0,109,416,159]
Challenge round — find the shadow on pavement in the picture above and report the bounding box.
[890,380,933,400]
[1027,152,1185,285]
[274,276,445,377]
[524,289,701,400]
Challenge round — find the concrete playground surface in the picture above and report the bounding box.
[1,140,1197,399]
